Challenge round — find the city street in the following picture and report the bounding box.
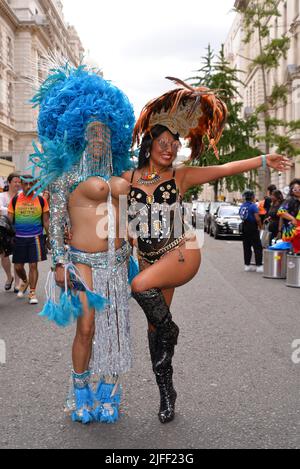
[0,235,300,449]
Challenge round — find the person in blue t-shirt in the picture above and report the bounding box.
[239,190,263,272]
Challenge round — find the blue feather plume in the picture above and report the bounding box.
[29,65,135,193]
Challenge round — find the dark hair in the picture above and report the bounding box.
[243,190,255,201]
[7,172,21,184]
[138,124,180,170]
[267,184,277,194]
[272,190,283,203]
[289,178,300,196]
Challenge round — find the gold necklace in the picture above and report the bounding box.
[137,165,170,186]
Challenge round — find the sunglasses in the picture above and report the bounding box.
[292,187,300,193]
[156,138,181,154]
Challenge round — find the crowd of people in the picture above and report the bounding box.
[239,181,300,273]
[0,63,294,427]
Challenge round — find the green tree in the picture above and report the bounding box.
[188,45,260,201]
[235,0,300,190]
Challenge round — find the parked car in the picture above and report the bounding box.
[210,204,243,239]
[192,202,208,228]
[204,202,229,234]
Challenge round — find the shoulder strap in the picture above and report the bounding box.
[11,194,19,225]
[38,195,45,210]
[172,168,176,178]
[37,195,45,227]
[12,194,19,211]
[130,171,136,185]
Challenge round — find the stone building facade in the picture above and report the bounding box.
[0,0,84,174]
[223,0,300,198]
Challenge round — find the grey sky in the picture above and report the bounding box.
[62,0,235,116]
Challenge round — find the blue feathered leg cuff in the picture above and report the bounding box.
[93,378,122,424]
[71,371,95,425]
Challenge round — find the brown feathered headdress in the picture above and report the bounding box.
[132,77,228,160]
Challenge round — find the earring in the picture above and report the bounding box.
[146,151,150,159]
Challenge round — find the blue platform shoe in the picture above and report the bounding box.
[71,370,95,424]
[94,378,121,424]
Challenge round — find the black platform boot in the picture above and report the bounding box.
[133,289,179,424]
[148,328,178,423]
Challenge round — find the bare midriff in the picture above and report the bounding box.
[68,176,129,254]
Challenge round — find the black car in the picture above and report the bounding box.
[204,202,229,234]
[210,205,243,239]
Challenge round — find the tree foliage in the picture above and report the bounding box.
[235,0,300,190]
[187,44,260,200]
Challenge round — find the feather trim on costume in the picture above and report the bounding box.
[132,76,228,160]
[29,65,135,192]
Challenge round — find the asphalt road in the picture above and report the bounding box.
[0,235,300,449]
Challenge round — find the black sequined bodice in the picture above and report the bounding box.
[128,177,186,255]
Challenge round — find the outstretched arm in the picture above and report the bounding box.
[181,154,291,193]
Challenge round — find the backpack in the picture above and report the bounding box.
[11,194,45,225]
[0,215,16,256]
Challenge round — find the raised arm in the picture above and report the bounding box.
[181,154,291,194]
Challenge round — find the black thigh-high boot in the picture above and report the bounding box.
[133,289,179,423]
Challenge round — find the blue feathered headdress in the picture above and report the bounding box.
[29,63,135,190]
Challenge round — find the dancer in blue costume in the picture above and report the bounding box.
[29,62,136,424]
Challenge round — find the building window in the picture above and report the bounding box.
[8,83,13,119]
[284,3,288,35]
[294,34,298,65]
[0,29,3,62]
[8,140,13,153]
[295,0,300,19]
[1,155,12,162]
[7,36,13,66]
[274,18,278,39]
[0,136,3,152]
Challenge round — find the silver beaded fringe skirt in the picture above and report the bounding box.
[68,242,132,376]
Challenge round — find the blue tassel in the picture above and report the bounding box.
[128,255,139,285]
[72,386,95,425]
[39,299,71,328]
[70,291,83,319]
[94,382,121,424]
[86,290,107,312]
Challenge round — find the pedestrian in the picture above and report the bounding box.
[123,77,291,424]
[265,189,284,245]
[7,175,50,304]
[264,184,277,215]
[0,172,21,292]
[278,179,300,254]
[240,190,264,272]
[29,63,135,424]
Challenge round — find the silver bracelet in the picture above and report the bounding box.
[261,154,267,170]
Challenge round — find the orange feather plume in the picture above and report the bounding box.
[132,77,228,160]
